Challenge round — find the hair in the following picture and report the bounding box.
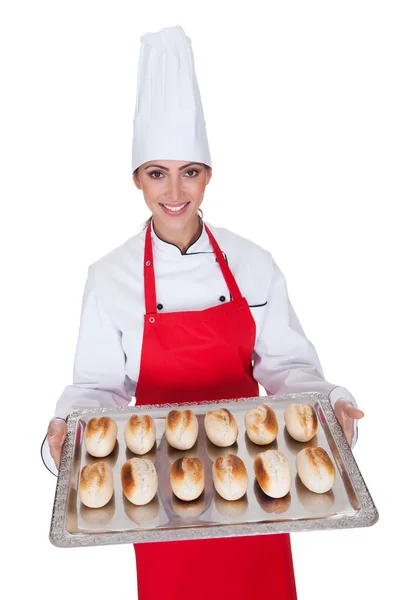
[133,163,211,230]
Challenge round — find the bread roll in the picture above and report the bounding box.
[284,403,318,442]
[165,409,198,450]
[212,453,248,501]
[254,449,292,498]
[79,461,114,508]
[245,404,278,444]
[121,457,158,505]
[84,416,118,457]
[296,447,336,493]
[170,457,205,501]
[204,408,238,447]
[124,414,156,455]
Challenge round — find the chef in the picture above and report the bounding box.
[41,24,365,600]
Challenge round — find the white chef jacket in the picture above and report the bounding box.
[41,219,359,476]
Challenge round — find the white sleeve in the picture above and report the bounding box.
[41,264,132,475]
[252,256,359,449]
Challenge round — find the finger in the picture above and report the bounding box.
[48,426,66,446]
[333,408,354,445]
[48,434,65,449]
[48,421,67,444]
[49,445,61,466]
[333,405,347,425]
[344,423,354,446]
[333,409,345,429]
[49,434,66,468]
[47,419,66,436]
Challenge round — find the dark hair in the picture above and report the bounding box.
[133,163,211,230]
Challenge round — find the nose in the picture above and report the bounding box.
[167,174,183,202]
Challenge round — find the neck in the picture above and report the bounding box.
[152,215,202,253]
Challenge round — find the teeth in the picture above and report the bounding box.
[162,203,188,212]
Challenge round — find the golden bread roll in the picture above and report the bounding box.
[284,403,318,442]
[84,416,118,457]
[170,457,205,501]
[254,449,292,498]
[245,404,278,444]
[124,414,156,455]
[204,408,238,447]
[165,409,198,450]
[212,453,248,501]
[121,457,158,505]
[79,461,114,508]
[296,447,336,493]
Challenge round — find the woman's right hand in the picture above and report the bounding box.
[47,418,67,470]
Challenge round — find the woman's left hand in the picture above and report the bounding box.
[334,399,365,446]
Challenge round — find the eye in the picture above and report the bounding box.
[185,169,198,177]
[149,171,164,179]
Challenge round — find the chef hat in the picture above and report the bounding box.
[131,25,212,173]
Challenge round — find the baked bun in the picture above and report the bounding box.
[245,404,278,444]
[170,457,205,501]
[296,447,336,493]
[84,416,118,457]
[284,403,318,442]
[212,454,248,501]
[124,414,156,455]
[165,409,199,450]
[121,457,158,505]
[254,449,292,498]
[79,461,114,508]
[204,408,238,447]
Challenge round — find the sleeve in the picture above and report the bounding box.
[252,256,359,449]
[41,264,132,476]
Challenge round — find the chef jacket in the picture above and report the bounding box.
[41,219,359,476]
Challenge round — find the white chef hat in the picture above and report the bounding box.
[131,25,212,173]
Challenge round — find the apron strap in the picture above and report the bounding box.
[143,220,243,314]
[204,224,242,301]
[144,224,157,315]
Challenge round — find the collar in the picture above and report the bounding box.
[150,216,211,256]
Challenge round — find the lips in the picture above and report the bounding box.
[160,202,190,215]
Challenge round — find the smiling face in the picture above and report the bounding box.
[133,160,212,232]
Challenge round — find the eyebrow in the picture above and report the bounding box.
[143,162,204,171]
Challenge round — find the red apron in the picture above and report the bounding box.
[133,222,297,600]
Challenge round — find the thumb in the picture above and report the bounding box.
[343,406,365,419]
[48,419,67,446]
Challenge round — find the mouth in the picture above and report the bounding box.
[160,202,190,216]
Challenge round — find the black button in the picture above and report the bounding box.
[219,296,226,302]
[157,303,163,310]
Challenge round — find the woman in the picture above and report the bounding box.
[42,25,364,600]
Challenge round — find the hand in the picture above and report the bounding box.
[334,399,365,447]
[47,418,67,470]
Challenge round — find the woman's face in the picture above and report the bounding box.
[133,160,212,231]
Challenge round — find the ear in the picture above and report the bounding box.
[206,168,213,185]
[132,171,142,190]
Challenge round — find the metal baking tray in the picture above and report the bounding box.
[49,392,378,548]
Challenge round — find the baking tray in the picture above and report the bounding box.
[49,392,378,548]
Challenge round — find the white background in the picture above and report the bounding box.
[2,1,399,598]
